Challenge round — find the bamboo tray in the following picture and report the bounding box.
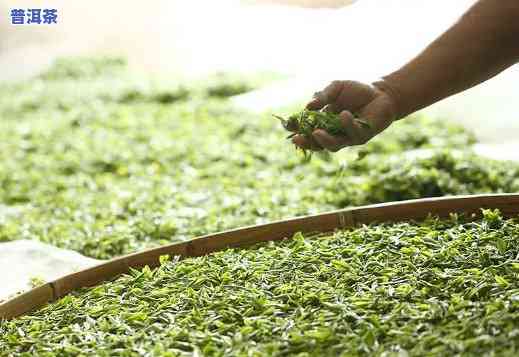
[2,193,519,321]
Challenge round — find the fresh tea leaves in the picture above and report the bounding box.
[276,109,371,159]
[0,56,514,261]
[276,109,371,138]
[2,210,519,355]
[1,56,518,355]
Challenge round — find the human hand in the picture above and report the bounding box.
[292,80,398,152]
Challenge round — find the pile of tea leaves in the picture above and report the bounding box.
[2,56,519,259]
[2,209,519,355]
[276,109,372,159]
[276,109,371,138]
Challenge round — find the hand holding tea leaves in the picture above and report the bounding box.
[292,80,398,152]
[275,109,372,160]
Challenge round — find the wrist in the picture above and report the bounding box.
[372,78,405,121]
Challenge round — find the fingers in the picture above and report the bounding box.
[306,80,377,113]
[312,129,351,152]
[322,103,341,113]
[292,134,323,151]
[306,80,343,110]
[292,111,371,152]
[334,81,377,114]
[312,110,365,151]
[296,90,396,154]
[338,110,372,145]
[295,110,373,153]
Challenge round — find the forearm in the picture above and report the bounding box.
[375,0,519,118]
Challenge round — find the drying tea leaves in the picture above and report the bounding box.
[328,150,519,207]
[201,72,284,98]
[0,56,514,259]
[0,57,513,259]
[38,56,128,80]
[3,210,519,355]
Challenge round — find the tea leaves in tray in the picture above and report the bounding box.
[3,210,519,355]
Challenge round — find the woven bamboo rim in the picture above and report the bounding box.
[2,193,519,321]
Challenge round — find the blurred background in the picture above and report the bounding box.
[2,0,467,79]
[1,0,518,149]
